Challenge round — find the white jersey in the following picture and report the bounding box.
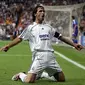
[18,22,56,52]
[18,22,62,74]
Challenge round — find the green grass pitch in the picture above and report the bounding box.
[0,41,85,85]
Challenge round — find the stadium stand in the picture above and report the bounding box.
[0,0,85,40]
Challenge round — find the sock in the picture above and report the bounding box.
[19,72,27,82]
[41,72,56,81]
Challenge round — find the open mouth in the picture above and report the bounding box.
[42,15,44,18]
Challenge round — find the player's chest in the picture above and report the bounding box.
[31,25,50,36]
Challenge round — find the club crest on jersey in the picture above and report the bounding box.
[42,28,44,30]
[39,34,49,40]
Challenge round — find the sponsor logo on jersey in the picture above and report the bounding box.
[39,34,49,40]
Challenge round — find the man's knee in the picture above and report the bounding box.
[24,73,36,83]
[53,71,65,82]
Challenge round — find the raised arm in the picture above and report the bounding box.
[0,37,22,52]
[54,31,83,51]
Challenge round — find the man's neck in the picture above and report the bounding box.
[35,20,42,24]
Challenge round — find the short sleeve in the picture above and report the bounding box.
[18,26,30,40]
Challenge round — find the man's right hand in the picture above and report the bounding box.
[0,45,9,52]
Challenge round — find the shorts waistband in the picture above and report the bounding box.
[35,49,54,53]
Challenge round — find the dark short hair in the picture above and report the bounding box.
[32,5,44,21]
[72,16,75,19]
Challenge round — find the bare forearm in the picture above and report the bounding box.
[7,37,22,48]
[59,36,75,47]
[0,37,22,52]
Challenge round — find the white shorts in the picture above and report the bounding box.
[28,51,62,76]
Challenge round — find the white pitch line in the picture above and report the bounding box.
[54,51,85,70]
[1,51,85,70]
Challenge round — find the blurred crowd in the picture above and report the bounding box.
[0,0,85,40]
[0,1,32,40]
[0,0,85,6]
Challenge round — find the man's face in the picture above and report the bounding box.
[35,7,45,23]
[79,20,85,31]
[80,20,85,27]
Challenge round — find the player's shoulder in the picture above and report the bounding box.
[44,23,53,30]
[26,22,37,30]
[44,23,53,28]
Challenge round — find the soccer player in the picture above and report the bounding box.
[72,16,78,43]
[0,5,83,83]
